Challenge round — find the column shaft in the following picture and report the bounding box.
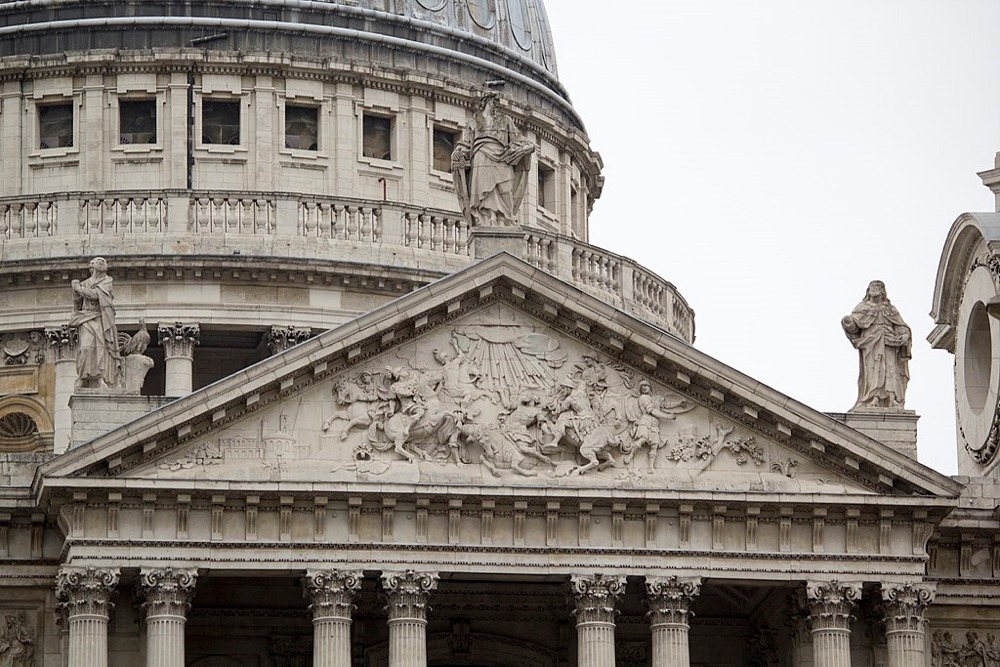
[571,574,626,667]
[158,323,199,396]
[812,628,851,667]
[882,583,935,667]
[56,567,120,667]
[806,581,861,667]
[140,568,197,667]
[381,571,438,667]
[645,576,701,667]
[387,618,427,667]
[576,622,616,667]
[305,570,362,667]
[145,613,187,667]
[651,625,691,667]
[68,615,109,667]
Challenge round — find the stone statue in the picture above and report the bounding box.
[842,280,911,410]
[118,318,154,394]
[451,91,534,227]
[70,257,121,390]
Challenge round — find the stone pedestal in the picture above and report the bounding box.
[806,581,861,667]
[45,326,78,454]
[381,570,438,667]
[140,568,197,667]
[304,570,362,667]
[55,567,120,667]
[471,226,525,260]
[70,394,175,447]
[158,322,200,396]
[571,574,626,667]
[645,576,701,667]
[882,583,935,667]
[828,409,918,459]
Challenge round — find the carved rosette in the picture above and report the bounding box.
[381,570,439,622]
[266,325,313,355]
[645,576,702,628]
[805,581,861,632]
[304,570,363,620]
[570,574,627,625]
[55,567,121,618]
[157,322,201,359]
[881,583,935,634]
[44,325,78,362]
[140,568,198,618]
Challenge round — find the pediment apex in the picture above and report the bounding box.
[37,253,961,499]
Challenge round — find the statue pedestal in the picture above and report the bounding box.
[471,226,525,260]
[827,408,918,459]
[69,394,175,449]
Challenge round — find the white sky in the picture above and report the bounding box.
[543,0,1000,475]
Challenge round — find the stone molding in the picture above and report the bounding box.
[44,325,78,362]
[157,322,201,359]
[139,568,198,618]
[881,583,934,633]
[805,580,861,632]
[570,574,626,625]
[303,569,362,620]
[55,567,120,618]
[645,576,702,628]
[266,326,313,355]
[381,570,439,621]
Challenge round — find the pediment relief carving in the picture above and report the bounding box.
[125,305,870,493]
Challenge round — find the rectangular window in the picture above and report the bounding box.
[38,103,73,149]
[285,105,319,150]
[363,114,392,160]
[433,127,457,172]
[119,99,157,145]
[538,162,555,211]
[202,100,241,145]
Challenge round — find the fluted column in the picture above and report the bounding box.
[55,567,120,667]
[45,325,77,454]
[381,570,438,667]
[570,574,626,667]
[806,580,861,667]
[140,568,197,667]
[882,583,935,667]
[157,322,200,396]
[646,576,702,667]
[304,570,362,667]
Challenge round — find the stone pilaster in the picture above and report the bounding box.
[45,325,77,454]
[157,322,200,396]
[882,583,935,667]
[304,570,362,667]
[266,325,313,355]
[140,568,197,667]
[381,570,438,667]
[806,581,861,667]
[570,574,626,667]
[645,576,702,667]
[55,567,120,667]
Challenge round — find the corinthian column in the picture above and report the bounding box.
[304,570,363,667]
[645,576,702,667]
[45,325,77,454]
[157,322,200,396]
[140,568,197,667]
[55,567,120,667]
[806,580,861,667]
[570,574,626,667]
[882,583,935,667]
[381,570,439,667]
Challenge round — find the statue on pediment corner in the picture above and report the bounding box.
[842,280,911,410]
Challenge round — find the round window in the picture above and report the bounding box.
[965,302,993,411]
[467,0,496,29]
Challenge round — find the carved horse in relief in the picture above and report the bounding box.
[321,375,383,440]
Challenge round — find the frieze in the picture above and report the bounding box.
[0,612,35,667]
[932,630,1000,667]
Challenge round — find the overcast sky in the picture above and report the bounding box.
[543,0,1000,475]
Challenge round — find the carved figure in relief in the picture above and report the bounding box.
[622,379,692,470]
[500,394,554,465]
[568,419,628,476]
[0,613,34,667]
[322,372,386,438]
[70,257,121,390]
[432,343,489,407]
[461,420,537,477]
[842,280,911,410]
[451,91,534,228]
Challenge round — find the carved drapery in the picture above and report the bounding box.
[806,581,861,667]
[571,574,626,667]
[304,570,362,667]
[55,567,120,667]
[140,568,197,667]
[381,570,438,667]
[882,583,934,667]
[645,576,701,667]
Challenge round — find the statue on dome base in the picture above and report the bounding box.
[842,280,911,410]
[451,91,534,228]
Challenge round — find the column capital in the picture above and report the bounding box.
[806,580,862,632]
[645,575,702,627]
[570,574,626,625]
[381,570,439,622]
[55,567,120,618]
[303,569,362,620]
[45,325,78,362]
[881,582,935,633]
[140,568,198,618]
[266,325,313,355]
[157,322,200,359]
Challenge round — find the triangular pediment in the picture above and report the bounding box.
[39,254,962,499]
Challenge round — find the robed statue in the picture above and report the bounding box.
[70,257,121,389]
[841,280,911,410]
[451,91,534,227]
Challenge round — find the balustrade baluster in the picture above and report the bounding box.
[360,207,373,240]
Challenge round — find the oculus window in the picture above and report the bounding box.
[119,99,157,145]
[202,100,241,145]
[433,127,457,173]
[285,105,319,150]
[363,114,393,160]
[38,103,73,149]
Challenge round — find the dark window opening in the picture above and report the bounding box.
[285,105,319,150]
[119,99,157,145]
[202,100,241,145]
[363,114,392,160]
[538,162,555,211]
[39,103,73,149]
[433,127,456,172]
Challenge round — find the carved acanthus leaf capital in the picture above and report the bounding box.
[381,570,439,621]
[157,322,201,359]
[266,325,313,355]
[44,325,78,362]
[140,568,198,618]
[645,576,702,627]
[570,574,626,625]
[55,567,120,618]
[881,582,935,633]
[303,570,363,620]
[805,580,861,632]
